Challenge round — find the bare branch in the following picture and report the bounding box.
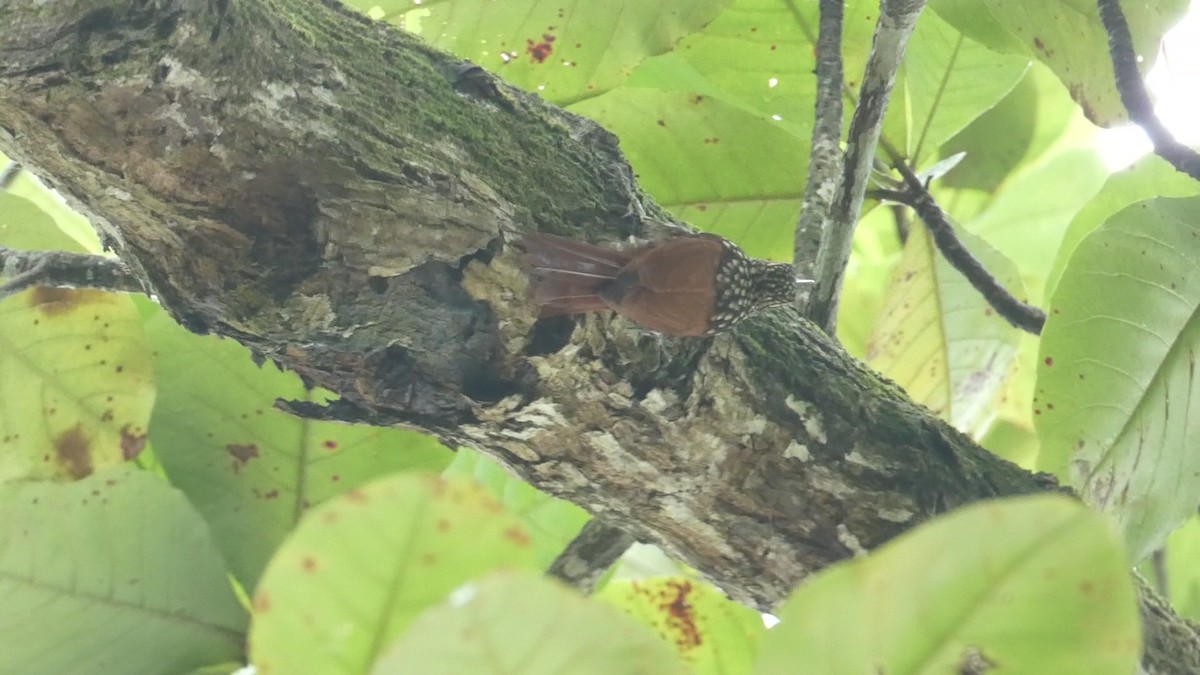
[0,246,147,301]
[547,519,635,593]
[881,153,1047,335]
[807,0,928,333]
[1097,0,1200,180]
[794,0,845,285]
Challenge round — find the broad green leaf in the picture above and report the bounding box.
[929,0,1188,126]
[940,61,1093,194]
[144,303,452,590]
[978,330,1042,468]
[402,0,733,105]
[571,88,804,260]
[866,222,1022,438]
[597,577,764,673]
[1160,516,1200,622]
[885,10,1029,167]
[444,448,588,568]
[2,172,101,252]
[0,191,90,253]
[0,467,247,674]
[963,148,1108,303]
[0,287,154,482]
[250,473,538,675]
[837,205,904,359]
[1046,155,1200,299]
[1036,196,1200,560]
[755,495,1139,675]
[372,570,688,675]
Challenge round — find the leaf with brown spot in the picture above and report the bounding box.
[142,302,451,590]
[598,576,763,672]
[54,424,93,479]
[372,571,687,674]
[0,286,153,483]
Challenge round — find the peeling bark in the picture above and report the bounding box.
[2,1,1198,670]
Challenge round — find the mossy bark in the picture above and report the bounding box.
[2,1,1197,670]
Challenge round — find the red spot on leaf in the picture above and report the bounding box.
[1044,357,1053,367]
[302,556,317,573]
[253,592,271,613]
[436,518,452,532]
[323,440,338,451]
[345,489,367,503]
[525,33,557,63]
[264,489,279,499]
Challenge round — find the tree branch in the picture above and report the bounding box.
[0,1,1194,670]
[1096,0,1200,180]
[0,246,147,300]
[794,0,845,285]
[880,153,1047,335]
[547,519,634,593]
[807,0,927,333]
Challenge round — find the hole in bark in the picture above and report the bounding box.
[525,316,573,355]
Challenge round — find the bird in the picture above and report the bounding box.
[517,232,808,337]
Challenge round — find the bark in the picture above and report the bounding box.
[1,1,1197,670]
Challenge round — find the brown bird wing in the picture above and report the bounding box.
[605,237,723,336]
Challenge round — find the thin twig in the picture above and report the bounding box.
[794,0,846,285]
[806,0,928,333]
[1096,0,1200,180]
[547,518,634,593]
[882,152,1046,335]
[0,246,147,301]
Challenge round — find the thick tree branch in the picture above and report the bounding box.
[0,1,1195,670]
[807,0,926,333]
[1096,0,1200,180]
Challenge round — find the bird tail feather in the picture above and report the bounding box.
[517,233,632,315]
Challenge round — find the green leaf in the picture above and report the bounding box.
[866,222,1022,438]
[249,472,539,675]
[884,10,1028,167]
[929,0,1188,126]
[0,174,101,253]
[444,448,588,568]
[940,61,1089,194]
[571,88,804,260]
[963,148,1108,303]
[0,467,247,674]
[144,303,452,589]
[1036,196,1200,560]
[597,577,764,674]
[755,495,1139,675]
[402,0,733,105]
[1046,155,1200,299]
[371,570,688,675]
[1159,515,1200,622]
[0,287,154,483]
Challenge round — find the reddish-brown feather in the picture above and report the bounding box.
[517,233,725,336]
